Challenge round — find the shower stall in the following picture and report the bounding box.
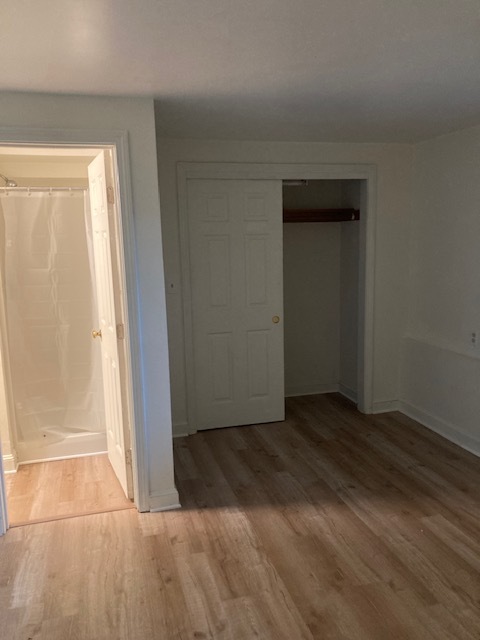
[0,187,106,463]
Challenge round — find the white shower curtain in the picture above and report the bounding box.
[0,190,105,455]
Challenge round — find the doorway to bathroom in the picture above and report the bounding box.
[0,144,136,526]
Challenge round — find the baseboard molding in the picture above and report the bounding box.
[172,422,190,438]
[2,452,18,473]
[399,401,480,459]
[149,489,181,512]
[372,400,400,414]
[338,384,357,404]
[285,383,339,398]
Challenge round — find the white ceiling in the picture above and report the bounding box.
[2,1,480,142]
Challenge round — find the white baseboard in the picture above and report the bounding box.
[399,401,480,459]
[149,489,181,512]
[285,383,339,398]
[373,400,400,414]
[2,452,18,473]
[173,422,190,438]
[339,384,357,404]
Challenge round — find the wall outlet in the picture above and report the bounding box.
[471,332,477,346]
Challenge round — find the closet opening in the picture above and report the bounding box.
[177,161,375,435]
[283,179,363,404]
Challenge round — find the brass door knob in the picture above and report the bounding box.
[92,329,102,339]
[272,316,280,324]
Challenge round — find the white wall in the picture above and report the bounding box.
[0,343,13,469]
[339,181,361,399]
[402,124,480,455]
[283,223,340,396]
[283,181,342,396]
[0,93,177,511]
[0,188,16,471]
[156,138,414,433]
[0,159,89,187]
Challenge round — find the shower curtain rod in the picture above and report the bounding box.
[0,186,87,192]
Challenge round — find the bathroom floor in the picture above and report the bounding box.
[5,454,134,527]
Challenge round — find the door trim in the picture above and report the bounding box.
[0,127,149,532]
[0,446,7,535]
[177,162,377,433]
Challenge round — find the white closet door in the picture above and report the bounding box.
[188,179,284,430]
[88,151,130,498]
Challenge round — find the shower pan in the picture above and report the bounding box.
[0,187,106,463]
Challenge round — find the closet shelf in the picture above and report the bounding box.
[283,208,360,223]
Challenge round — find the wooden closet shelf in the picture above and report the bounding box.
[283,208,360,223]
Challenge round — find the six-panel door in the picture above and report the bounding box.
[88,151,129,497]
[187,179,284,430]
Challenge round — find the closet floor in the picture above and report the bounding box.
[5,454,134,526]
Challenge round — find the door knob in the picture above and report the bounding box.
[92,329,102,339]
[272,316,280,324]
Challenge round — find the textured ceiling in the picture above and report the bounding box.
[1,1,479,142]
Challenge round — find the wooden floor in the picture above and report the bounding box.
[5,453,134,526]
[1,394,480,639]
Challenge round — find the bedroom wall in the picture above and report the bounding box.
[0,92,177,510]
[401,124,480,455]
[156,137,414,434]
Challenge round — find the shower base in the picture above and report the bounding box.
[15,429,107,465]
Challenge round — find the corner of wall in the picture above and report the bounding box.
[399,399,480,459]
[400,124,480,461]
[149,489,181,512]
[2,450,18,473]
[172,422,190,438]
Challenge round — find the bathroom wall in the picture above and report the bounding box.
[0,156,89,188]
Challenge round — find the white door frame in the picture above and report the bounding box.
[177,162,377,434]
[0,127,150,534]
[0,443,7,535]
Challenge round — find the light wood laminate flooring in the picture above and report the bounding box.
[5,453,134,526]
[1,394,480,639]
